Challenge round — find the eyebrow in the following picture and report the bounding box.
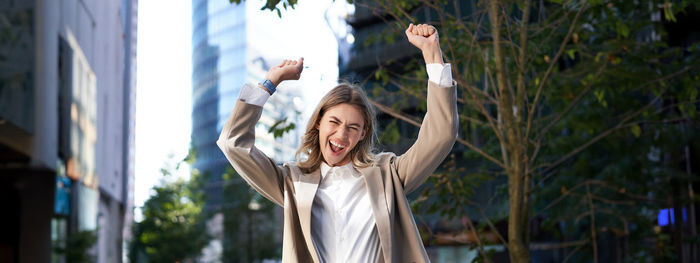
[329,116,362,128]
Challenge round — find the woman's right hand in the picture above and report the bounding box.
[405,24,443,65]
[265,57,304,87]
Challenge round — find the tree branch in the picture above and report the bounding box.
[465,199,509,246]
[369,99,507,168]
[461,207,494,263]
[586,182,599,263]
[516,0,533,248]
[562,239,587,263]
[529,62,608,165]
[525,3,588,143]
[535,83,668,177]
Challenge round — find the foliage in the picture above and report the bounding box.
[221,167,281,262]
[52,230,97,263]
[129,145,282,263]
[229,0,354,17]
[229,0,298,18]
[353,0,700,262]
[129,155,210,263]
[269,117,297,139]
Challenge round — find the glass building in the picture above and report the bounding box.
[191,0,247,207]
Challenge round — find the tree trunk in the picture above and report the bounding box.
[488,1,531,262]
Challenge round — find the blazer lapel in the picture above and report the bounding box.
[295,169,321,263]
[360,166,392,263]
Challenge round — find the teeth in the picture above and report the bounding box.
[330,140,345,149]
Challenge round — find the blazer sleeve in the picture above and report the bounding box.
[392,80,459,194]
[216,97,287,207]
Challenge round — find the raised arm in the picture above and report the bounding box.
[216,58,304,206]
[393,24,458,193]
[260,57,304,93]
[406,23,444,65]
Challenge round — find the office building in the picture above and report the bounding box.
[0,0,137,262]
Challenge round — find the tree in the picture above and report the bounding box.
[53,230,97,263]
[129,157,210,263]
[220,167,281,262]
[352,0,699,262]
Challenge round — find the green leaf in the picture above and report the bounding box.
[689,88,697,101]
[268,117,296,138]
[594,52,604,63]
[631,124,641,138]
[616,21,630,38]
[375,69,382,81]
[594,89,606,107]
[663,2,677,22]
[611,57,622,65]
[567,49,576,60]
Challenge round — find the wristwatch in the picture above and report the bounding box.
[259,79,276,95]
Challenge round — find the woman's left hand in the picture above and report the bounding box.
[265,57,304,87]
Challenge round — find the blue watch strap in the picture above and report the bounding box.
[260,79,276,94]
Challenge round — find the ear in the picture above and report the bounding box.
[359,128,366,141]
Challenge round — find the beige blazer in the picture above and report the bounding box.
[217,81,458,263]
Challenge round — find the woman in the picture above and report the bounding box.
[217,23,458,263]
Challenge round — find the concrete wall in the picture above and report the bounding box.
[98,195,124,263]
[32,0,60,171]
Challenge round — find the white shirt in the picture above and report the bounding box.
[237,63,453,262]
[311,162,381,263]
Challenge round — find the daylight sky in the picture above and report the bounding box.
[134,0,352,221]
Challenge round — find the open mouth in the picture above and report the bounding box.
[329,140,346,154]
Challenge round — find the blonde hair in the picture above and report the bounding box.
[295,82,377,173]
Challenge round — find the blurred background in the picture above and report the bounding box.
[0,0,698,262]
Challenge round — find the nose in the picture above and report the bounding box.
[336,125,350,139]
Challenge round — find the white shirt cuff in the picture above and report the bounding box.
[238,83,270,106]
[426,63,453,87]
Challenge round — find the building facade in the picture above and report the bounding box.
[0,0,137,262]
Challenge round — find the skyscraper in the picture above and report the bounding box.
[191,0,244,207]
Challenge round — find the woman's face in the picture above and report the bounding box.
[317,103,366,166]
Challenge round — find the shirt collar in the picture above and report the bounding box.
[320,161,357,179]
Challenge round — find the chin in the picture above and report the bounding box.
[323,153,349,166]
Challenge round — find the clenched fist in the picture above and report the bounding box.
[405,23,444,65]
